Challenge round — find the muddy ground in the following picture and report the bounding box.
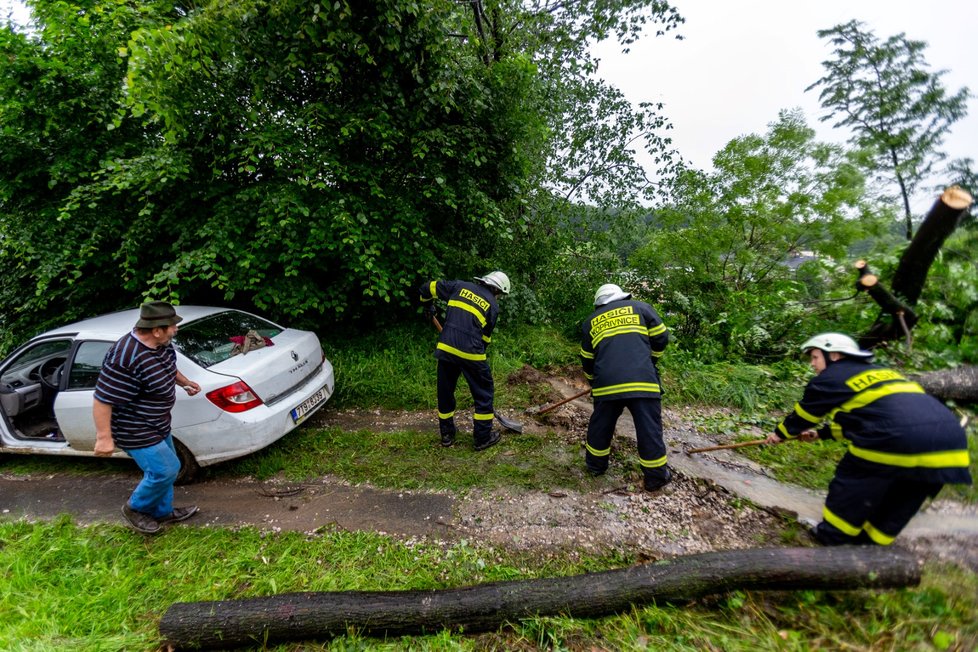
[2,370,977,570]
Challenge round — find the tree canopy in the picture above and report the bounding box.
[808,20,971,240]
[631,110,892,359]
[0,0,683,350]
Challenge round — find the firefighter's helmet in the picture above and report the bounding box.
[800,333,873,358]
[594,283,632,306]
[474,271,511,295]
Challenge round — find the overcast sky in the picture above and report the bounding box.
[592,0,977,212]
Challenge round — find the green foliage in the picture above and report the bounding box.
[0,0,687,352]
[663,352,805,411]
[630,110,892,360]
[0,0,179,350]
[809,20,971,238]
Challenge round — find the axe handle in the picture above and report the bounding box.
[537,388,591,415]
[431,315,443,332]
[687,439,772,454]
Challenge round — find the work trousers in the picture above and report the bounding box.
[814,454,944,546]
[123,433,180,519]
[436,357,495,445]
[585,397,668,485]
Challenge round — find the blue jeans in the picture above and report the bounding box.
[124,434,179,519]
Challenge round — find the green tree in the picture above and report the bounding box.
[461,1,685,325]
[1,0,686,348]
[808,20,970,240]
[630,110,891,360]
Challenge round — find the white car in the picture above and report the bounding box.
[0,306,335,482]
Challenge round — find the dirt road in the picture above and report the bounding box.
[2,383,976,568]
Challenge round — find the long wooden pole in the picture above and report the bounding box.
[532,388,591,415]
[686,439,772,454]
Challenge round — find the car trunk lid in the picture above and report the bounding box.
[207,329,322,405]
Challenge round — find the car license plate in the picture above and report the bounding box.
[290,385,330,424]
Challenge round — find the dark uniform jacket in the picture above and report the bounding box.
[775,358,971,484]
[419,280,498,362]
[579,299,669,402]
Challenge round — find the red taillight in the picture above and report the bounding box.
[205,381,263,412]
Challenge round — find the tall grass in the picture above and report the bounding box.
[324,323,578,411]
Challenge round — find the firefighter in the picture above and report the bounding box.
[419,271,510,451]
[581,283,671,491]
[767,332,972,545]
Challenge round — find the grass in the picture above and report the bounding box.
[1,518,976,651]
[2,325,977,649]
[217,424,648,494]
[325,322,579,411]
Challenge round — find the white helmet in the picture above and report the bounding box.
[474,271,510,295]
[594,283,631,306]
[800,332,873,358]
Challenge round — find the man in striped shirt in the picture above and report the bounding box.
[580,284,671,491]
[93,301,202,535]
[769,332,972,545]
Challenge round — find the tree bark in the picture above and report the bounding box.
[159,547,920,650]
[859,187,973,348]
[891,186,973,306]
[912,365,978,403]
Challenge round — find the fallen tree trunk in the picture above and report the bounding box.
[160,547,920,650]
[891,185,973,306]
[860,186,973,349]
[912,365,978,403]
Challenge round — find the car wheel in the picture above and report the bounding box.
[173,438,200,485]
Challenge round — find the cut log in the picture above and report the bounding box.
[912,365,978,403]
[159,547,920,650]
[858,187,973,349]
[891,186,973,306]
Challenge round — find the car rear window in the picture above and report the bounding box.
[174,311,283,368]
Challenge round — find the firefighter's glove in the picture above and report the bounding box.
[423,304,436,319]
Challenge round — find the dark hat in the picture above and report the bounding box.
[135,301,183,328]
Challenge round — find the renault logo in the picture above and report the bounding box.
[291,351,299,361]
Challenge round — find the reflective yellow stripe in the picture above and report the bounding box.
[579,349,594,360]
[583,372,593,380]
[777,421,795,439]
[438,410,455,420]
[586,443,610,457]
[639,454,667,469]
[592,382,660,397]
[838,381,925,412]
[824,381,927,442]
[648,323,667,336]
[482,335,491,343]
[650,349,664,358]
[436,342,486,361]
[829,421,844,441]
[863,522,896,545]
[823,506,861,536]
[848,445,970,468]
[428,281,437,298]
[592,325,649,348]
[447,300,487,327]
[793,402,821,424]
[473,412,493,421]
